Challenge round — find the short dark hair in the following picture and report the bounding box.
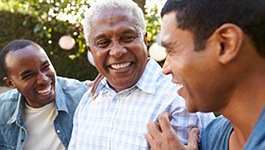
[0,39,35,77]
[161,0,265,57]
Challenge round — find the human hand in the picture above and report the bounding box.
[146,112,199,150]
[88,73,104,97]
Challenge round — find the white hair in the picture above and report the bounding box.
[83,0,146,46]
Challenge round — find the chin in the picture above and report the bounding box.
[186,107,198,113]
[185,101,199,113]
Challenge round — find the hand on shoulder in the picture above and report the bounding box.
[146,112,199,150]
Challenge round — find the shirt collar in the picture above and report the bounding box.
[135,58,162,94]
[54,79,68,113]
[8,91,24,125]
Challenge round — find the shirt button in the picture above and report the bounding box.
[57,130,60,133]
[21,139,24,142]
[102,89,108,93]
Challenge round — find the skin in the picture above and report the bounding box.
[4,44,57,108]
[160,11,234,113]
[146,112,199,150]
[87,8,148,92]
[147,11,265,150]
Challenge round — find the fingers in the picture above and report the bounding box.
[147,112,182,150]
[147,112,199,150]
[158,112,185,147]
[147,122,162,138]
[147,112,173,141]
[87,81,93,87]
[146,121,162,148]
[187,128,199,150]
[146,131,155,147]
[90,73,104,97]
[157,112,173,134]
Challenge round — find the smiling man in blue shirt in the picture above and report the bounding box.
[0,39,90,149]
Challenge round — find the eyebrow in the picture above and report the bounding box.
[42,60,50,66]
[93,34,108,42]
[121,29,139,35]
[94,29,139,40]
[19,70,31,77]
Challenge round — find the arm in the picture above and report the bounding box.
[146,112,199,150]
[88,73,104,98]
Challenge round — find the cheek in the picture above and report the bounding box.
[179,55,209,94]
[16,83,31,96]
[170,55,190,76]
[91,51,110,76]
[184,61,206,85]
[91,51,105,64]
[131,42,148,56]
[184,59,218,101]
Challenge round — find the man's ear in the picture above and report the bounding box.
[214,23,244,64]
[144,33,148,46]
[3,77,16,88]
[87,46,91,52]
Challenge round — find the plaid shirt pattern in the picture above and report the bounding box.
[69,58,215,150]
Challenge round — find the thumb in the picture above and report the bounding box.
[187,128,199,150]
[87,81,93,87]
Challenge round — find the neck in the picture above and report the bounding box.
[219,72,265,148]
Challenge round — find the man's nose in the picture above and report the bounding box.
[162,55,171,75]
[37,72,49,84]
[109,42,127,57]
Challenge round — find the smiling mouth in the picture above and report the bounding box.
[110,62,132,70]
[37,84,52,95]
[173,81,183,89]
[176,83,183,89]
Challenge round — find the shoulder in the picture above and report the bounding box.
[0,89,20,103]
[56,76,90,91]
[244,107,265,149]
[200,116,232,150]
[0,89,20,122]
[203,116,231,134]
[55,77,90,104]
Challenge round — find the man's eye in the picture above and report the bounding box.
[121,36,135,42]
[97,40,110,48]
[43,64,50,70]
[22,74,32,80]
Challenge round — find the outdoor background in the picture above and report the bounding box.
[0,0,166,91]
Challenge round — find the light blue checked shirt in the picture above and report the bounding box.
[69,58,215,150]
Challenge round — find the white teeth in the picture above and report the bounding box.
[111,62,131,69]
[37,85,52,94]
[176,83,183,89]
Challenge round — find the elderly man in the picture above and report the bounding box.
[69,0,215,149]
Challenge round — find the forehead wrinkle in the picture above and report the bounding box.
[93,9,132,26]
[94,28,138,39]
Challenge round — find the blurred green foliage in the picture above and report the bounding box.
[0,0,161,85]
